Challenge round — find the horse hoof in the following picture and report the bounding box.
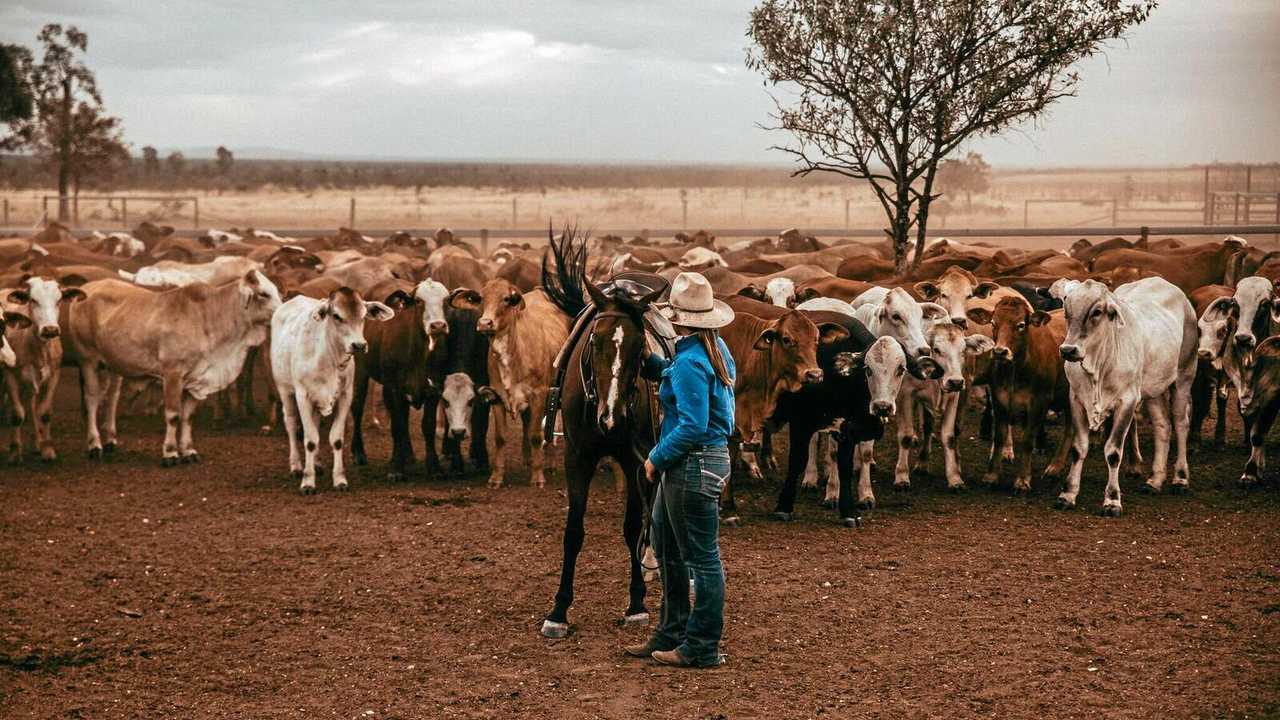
[623,612,650,627]
[769,511,793,522]
[1099,504,1122,518]
[1053,497,1075,511]
[103,442,117,455]
[299,485,316,496]
[540,620,570,639]
[87,447,102,460]
[842,517,862,528]
[1170,484,1188,495]
[721,516,741,527]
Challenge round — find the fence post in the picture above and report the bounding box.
[73,195,79,226]
[480,228,489,255]
[122,198,128,228]
[1140,226,1150,244]
[1244,193,1251,226]
[511,197,517,227]
[680,189,688,229]
[349,197,356,228]
[193,197,200,229]
[1023,199,1029,227]
[1234,193,1241,224]
[2,198,7,227]
[1111,199,1118,226]
[1202,166,1210,225]
[42,196,48,219]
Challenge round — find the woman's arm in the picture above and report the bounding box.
[647,359,711,471]
[640,350,670,381]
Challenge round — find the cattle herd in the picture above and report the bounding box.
[2,221,1278,532]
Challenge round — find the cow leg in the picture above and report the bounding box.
[940,391,965,491]
[31,368,59,462]
[528,395,548,488]
[1123,416,1148,480]
[982,401,1009,488]
[349,367,370,466]
[329,383,352,491]
[801,433,820,489]
[1043,403,1072,481]
[916,401,934,469]
[294,388,322,493]
[1141,394,1173,493]
[278,384,304,481]
[178,392,201,462]
[819,432,841,507]
[102,373,122,453]
[469,401,491,471]
[420,395,443,476]
[1099,400,1137,517]
[893,393,915,491]
[774,423,815,519]
[1240,403,1279,487]
[160,372,183,466]
[760,428,778,473]
[1213,377,1228,449]
[81,363,107,459]
[1170,371,1194,493]
[383,383,412,482]
[238,346,258,418]
[835,432,860,526]
[741,431,765,481]
[1013,410,1041,496]
[4,371,24,463]
[488,406,509,489]
[1189,364,1211,451]
[1055,396,1091,510]
[542,447,596,637]
[856,440,876,510]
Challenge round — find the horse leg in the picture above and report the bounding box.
[542,447,596,638]
[619,454,650,624]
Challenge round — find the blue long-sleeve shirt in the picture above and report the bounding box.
[642,333,736,471]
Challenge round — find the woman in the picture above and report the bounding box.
[624,272,736,668]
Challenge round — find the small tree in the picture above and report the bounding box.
[166,150,185,176]
[936,151,992,212]
[5,24,127,222]
[45,101,129,198]
[748,0,1156,275]
[141,145,159,176]
[215,145,233,175]
[0,43,35,148]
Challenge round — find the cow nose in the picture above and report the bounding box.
[1197,348,1214,361]
[951,317,968,329]
[450,429,467,440]
[429,320,448,335]
[992,346,1011,359]
[1235,333,1256,349]
[39,326,60,339]
[803,368,823,384]
[1060,345,1081,362]
[916,346,932,357]
[871,401,894,418]
[477,318,495,334]
[944,378,965,392]
[350,341,368,354]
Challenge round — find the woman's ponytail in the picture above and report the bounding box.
[696,328,733,388]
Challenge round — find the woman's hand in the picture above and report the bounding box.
[644,459,658,483]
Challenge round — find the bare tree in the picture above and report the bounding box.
[747,0,1156,275]
[5,24,127,222]
[216,145,234,175]
[141,145,159,176]
[166,151,186,176]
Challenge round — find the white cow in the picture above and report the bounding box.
[271,287,394,493]
[203,229,244,246]
[677,247,727,272]
[126,256,262,288]
[440,372,479,442]
[763,277,796,307]
[1055,277,1198,516]
[2,277,86,462]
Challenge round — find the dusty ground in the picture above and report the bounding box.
[1,371,1278,719]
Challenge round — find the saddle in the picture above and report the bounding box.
[543,272,675,443]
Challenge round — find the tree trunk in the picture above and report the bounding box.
[911,163,941,273]
[57,77,72,223]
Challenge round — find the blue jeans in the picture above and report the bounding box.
[650,446,729,666]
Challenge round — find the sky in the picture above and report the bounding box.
[1,1,1277,167]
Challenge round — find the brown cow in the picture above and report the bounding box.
[1189,284,1236,449]
[432,254,490,292]
[793,276,875,304]
[451,280,569,488]
[1089,238,1247,293]
[496,256,541,293]
[836,255,895,282]
[966,298,1070,494]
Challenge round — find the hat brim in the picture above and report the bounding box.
[657,298,735,329]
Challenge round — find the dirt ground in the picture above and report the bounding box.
[1,370,1278,720]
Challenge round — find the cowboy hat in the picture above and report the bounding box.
[657,272,735,329]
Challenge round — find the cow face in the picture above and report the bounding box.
[1231,276,1274,352]
[456,280,524,337]
[973,298,1047,363]
[313,286,394,354]
[0,312,32,367]
[765,277,796,307]
[926,323,993,392]
[875,288,947,364]
[1059,280,1117,364]
[753,311,849,392]
[238,270,283,325]
[440,372,477,440]
[861,336,908,420]
[1226,336,1280,417]
[1198,297,1237,363]
[914,267,999,329]
[6,276,86,340]
[414,279,450,340]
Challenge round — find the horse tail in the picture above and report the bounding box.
[540,221,589,318]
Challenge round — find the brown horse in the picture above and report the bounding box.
[539,229,668,638]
